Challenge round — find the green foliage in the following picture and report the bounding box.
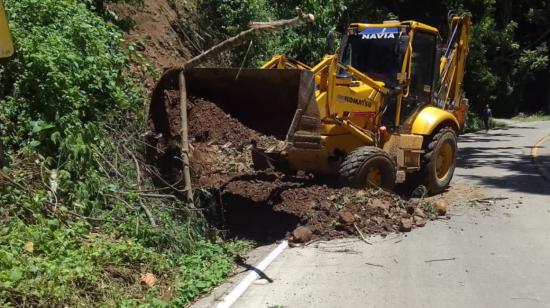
[269,0,349,65]
[197,0,395,66]
[170,240,251,306]
[199,0,550,114]
[0,0,247,306]
[198,0,275,66]
[0,218,170,305]
[0,0,137,155]
[511,111,550,122]
[422,201,437,216]
[464,110,484,132]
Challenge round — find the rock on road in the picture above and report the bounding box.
[194,121,550,308]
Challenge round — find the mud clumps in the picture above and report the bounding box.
[148,95,440,244]
[189,98,262,147]
[221,174,438,242]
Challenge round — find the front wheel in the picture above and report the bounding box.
[339,146,396,190]
[423,127,457,194]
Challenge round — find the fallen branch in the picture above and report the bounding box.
[0,170,31,193]
[472,197,509,204]
[143,164,187,193]
[139,200,158,228]
[365,262,385,268]
[121,143,142,189]
[68,211,123,223]
[163,9,314,209]
[424,257,456,263]
[135,193,178,200]
[354,223,372,245]
[92,147,124,178]
[182,8,314,69]
[106,193,158,227]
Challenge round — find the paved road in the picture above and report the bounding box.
[195,121,550,308]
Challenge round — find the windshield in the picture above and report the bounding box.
[341,27,401,86]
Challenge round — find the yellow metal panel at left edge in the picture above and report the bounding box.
[0,0,14,59]
[411,106,459,135]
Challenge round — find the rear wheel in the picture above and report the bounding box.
[422,127,457,194]
[339,146,396,190]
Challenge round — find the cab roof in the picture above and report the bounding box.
[350,20,439,35]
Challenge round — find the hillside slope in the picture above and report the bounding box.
[109,0,191,72]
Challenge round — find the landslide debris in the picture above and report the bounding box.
[148,93,439,244]
[108,1,191,72]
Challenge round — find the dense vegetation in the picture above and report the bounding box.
[1,0,549,306]
[200,0,549,117]
[0,0,247,306]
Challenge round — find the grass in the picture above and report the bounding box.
[511,112,550,122]
[491,118,508,129]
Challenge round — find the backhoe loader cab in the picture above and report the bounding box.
[341,26,404,87]
[340,22,441,128]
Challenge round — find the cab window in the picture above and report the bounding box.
[409,31,436,99]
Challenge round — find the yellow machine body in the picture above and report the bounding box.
[150,16,472,188]
[0,0,14,60]
[260,17,471,178]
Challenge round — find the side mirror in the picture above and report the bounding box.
[325,30,336,55]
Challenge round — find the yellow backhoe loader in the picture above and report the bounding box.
[152,15,471,194]
[0,0,15,167]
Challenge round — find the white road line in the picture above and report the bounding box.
[216,240,289,308]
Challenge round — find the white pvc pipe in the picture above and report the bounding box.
[216,240,289,308]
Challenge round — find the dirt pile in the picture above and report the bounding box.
[147,94,441,243]
[148,91,281,187]
[188,98,281,187]
[220,172,438,242]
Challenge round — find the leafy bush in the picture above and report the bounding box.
[0,0,246,306]
[464,110,484,132]
[197,0,550,115]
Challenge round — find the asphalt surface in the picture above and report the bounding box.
[194,121,550,308]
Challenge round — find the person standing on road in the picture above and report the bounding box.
[483,104,492,132]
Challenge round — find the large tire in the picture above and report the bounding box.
[339,146,396,190]
[422,127,457,194]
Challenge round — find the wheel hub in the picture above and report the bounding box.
[366,167,382,187]
[436,142,454,180]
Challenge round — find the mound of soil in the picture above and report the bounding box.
[146,90,441,243]
[147,91,280,187]
[220,172,436,243]
[189,98,261,146]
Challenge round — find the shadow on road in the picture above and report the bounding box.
[457,126,550,196]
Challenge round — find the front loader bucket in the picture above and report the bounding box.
[150,68,321,143]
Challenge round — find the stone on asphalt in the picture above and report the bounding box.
[435,199,448,216]
[292,226,313,243]
[400,218,413,232]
